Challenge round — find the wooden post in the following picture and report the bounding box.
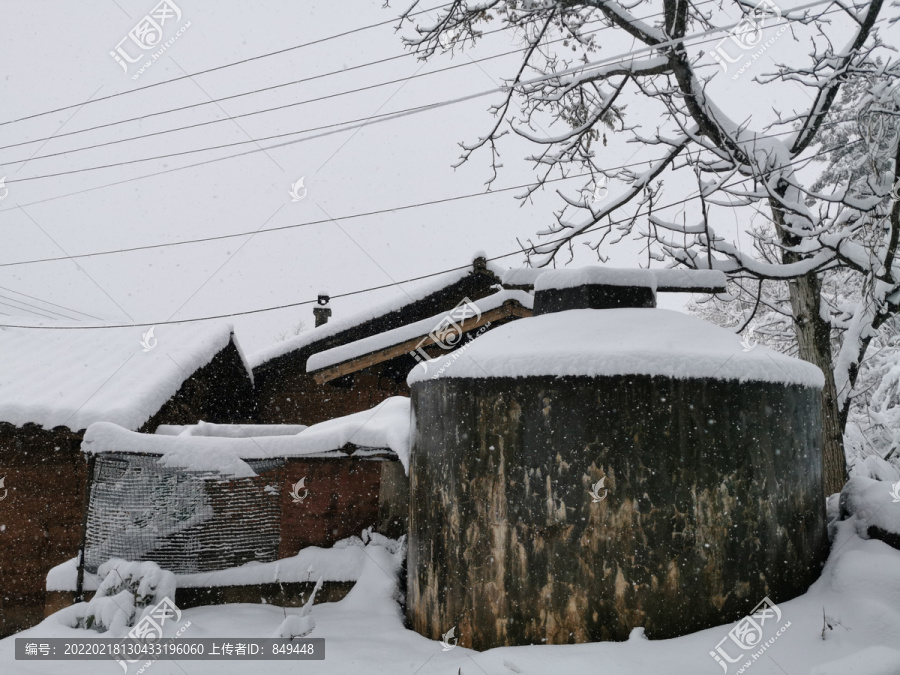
[75,453,97,603]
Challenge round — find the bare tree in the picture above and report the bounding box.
[398,0,899,495]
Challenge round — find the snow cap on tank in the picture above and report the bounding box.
[408,267,824,388]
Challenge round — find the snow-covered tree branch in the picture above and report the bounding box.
[398,0,900,494]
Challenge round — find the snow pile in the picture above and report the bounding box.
[48,533,391,592]
[0,321,242,431]
[156,422,308,437]
[81,396,409,478]
[83,398,410,470]
[408,308,825,388]
[155,442,258,478]
[839,476,900,548]
[295,398,411,472]
[60,559,175,635]
[82,421,342,475]
[336,535,406,618]
[16,526,900,674]
[306,290,533,373]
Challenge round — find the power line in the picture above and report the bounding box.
[0,167,604,267]
[5,4,843,186]
[1,38,586,167]
[0,264,478,329]
[4,19,636,165]
[0,296,60,320]
[0,2,456,128]
[0,284,103,319]
[0,138,857,329]
[1,0,722,146]
[0,123,850,269]
[0,292,84,320]
[0,16,618,154]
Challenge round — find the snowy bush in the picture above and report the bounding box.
[838,476,900,551]
[273,577,323,639]
[64,559,176,634]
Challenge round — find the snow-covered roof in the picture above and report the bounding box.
[407,308,825,388]
[0,321,243,432]
[249,262,506,370]
[306,290,533,374]
[82,396,411,475]
[532,266,727,292]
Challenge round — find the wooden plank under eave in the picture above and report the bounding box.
[310,302,529,384]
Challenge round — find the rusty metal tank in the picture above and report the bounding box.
[406,267,828,650]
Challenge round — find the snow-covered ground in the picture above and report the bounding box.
[3,517,900,675]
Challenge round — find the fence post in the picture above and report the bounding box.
[75,453,97,602]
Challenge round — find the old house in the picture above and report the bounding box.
[43,398,410,612]
[0,322,254,636]
[250,256,529,426]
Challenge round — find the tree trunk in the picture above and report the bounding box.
[770,180,847,497]
[787,273,847,496]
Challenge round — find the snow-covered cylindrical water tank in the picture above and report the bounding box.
[406,268,828,650]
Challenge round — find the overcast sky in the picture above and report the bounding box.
[0,1,894,354]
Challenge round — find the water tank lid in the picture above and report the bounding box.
[532,267,727,293]
[407,308,825,389]
[534,267,657,292]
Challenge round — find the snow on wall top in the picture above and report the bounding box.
[532,266,727,292]
[501,267,546,286]
[82,396,412,474]
[306,290,533,374]
[0,321,239,432]
[47,536,377,590]
[535,267,658,291]
[155,422,309,437]
[249,262,506,369]
[293,397,411,472]
[407,308,825,388]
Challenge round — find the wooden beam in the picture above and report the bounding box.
[311,302,531,384]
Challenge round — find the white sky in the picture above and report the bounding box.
[0,0,895,353]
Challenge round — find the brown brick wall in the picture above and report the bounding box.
[0,338,255,637]
[278,458,383,557]
[257,372,407,426]
[0,425,86,637]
